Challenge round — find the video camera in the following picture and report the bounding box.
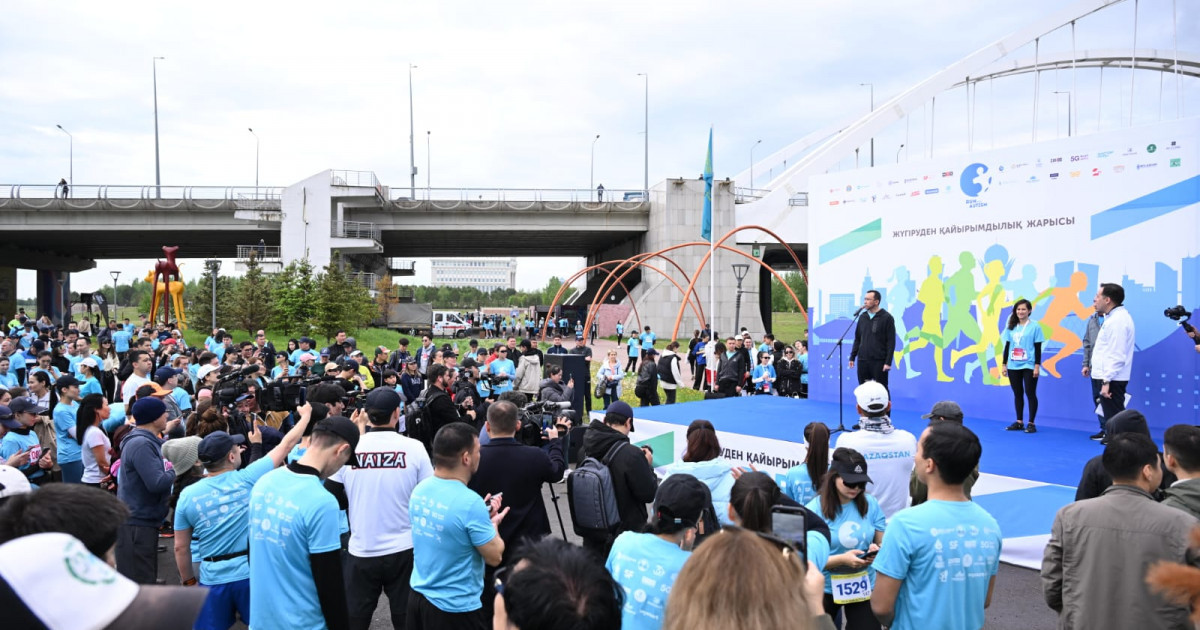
[515,400,574,447]
[476,372,509,396]
[1164,305,1200,344]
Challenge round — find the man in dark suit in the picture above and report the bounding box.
[467,400,567,617]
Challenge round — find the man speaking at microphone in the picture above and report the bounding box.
[848,290,897,392]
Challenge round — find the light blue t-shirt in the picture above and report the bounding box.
[172,387,192,412]
[67,354,83,377]
[79,377,102,398]
[752,364,776,392]
[1001,320,1044,371]
[0,431,44,483]
[627,337,641,358]
[249,466,342,630]
[605,532,690,630]
[640,331,656,350]
[806,494,887,593]
[53,401,81,464]
[112,330,132,353]
[798,353,809,385]
[488,359,516,395]
[0,371,19,389]
[410,476,496,613]
[177,456,275,586]
[781,465,818,506]
[872,500,1002,630]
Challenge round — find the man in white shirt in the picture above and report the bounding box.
[836,380,917,519]
[1090,283,1136,434]
[326,387,433,630]
[120,350,154,407]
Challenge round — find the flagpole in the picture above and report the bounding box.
[709,126,715,336]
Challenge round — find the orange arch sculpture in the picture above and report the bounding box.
[540,262,651,339]
[581,251,709,331]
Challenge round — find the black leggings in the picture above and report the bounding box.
[822,594,881,630]
[625,356,638,372]
[1008,368,1039,423]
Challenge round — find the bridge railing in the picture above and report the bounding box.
[348,272,379,290]
[388,258,417,273]
[236,245,282,260]
[330,171,380,188]
[389,187,649,203]
[734,187,771,203]
[332,220,380,240]
[0,184,284,202]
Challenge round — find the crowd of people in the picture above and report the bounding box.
[1,303,1198,630]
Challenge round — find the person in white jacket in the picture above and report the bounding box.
[1090,283,1136,430]
[595,350,624,410]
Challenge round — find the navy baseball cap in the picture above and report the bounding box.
[341,359,360,372]
[197,431,246,466]
[0,406,19,430]
[606,400,634,420]
[131,397,167,425]
[154,366,183,385]
[365,388,401,415]
[8,397,47,416]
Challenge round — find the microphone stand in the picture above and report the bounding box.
[824,309,864,434]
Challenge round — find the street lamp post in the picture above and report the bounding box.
[590,134,600,200]
[109,271,121,312]
[153,56,165,198]
[731,263,750,334]
[1052,91,1073,137]
[248,128,259,194]
[860,82,874,167]
[749,139,762,189]
[55,125,73,192]
[426,130,431,190]
[896,143,905,163]
[408,64,417,198]
[204,259,221,330]
[636,73,648,197]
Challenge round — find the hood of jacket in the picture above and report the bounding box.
[538,377,562,391]
[664,457,732,488]
[582,419,629,459]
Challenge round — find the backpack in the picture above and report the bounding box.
[402,386,446,453]
[567,441,627,534]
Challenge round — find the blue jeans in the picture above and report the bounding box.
[602,386,618,410]
[59,460,84,484]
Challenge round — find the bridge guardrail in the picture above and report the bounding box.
[389,187,648,203]
[332,220,380,241]
[0,184,284,211]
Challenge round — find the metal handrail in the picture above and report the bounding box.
[788,193,809,207]
[1,184,284,201]
[330,171,380,188]
[388,187,648,203]
[236,245,282,260]
[388,258,417,271]
[332,220,380,240]
[348,272,379,289]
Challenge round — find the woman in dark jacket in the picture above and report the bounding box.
[775,346,803,398]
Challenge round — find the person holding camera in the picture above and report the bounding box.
[424,364,476,435]
[468,400,568,618]
[537,365,574,405]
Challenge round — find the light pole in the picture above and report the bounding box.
[55,125,73,192]
[204,259,221,330]
[153,56,165,198]
[731,263,750,334]
[590,134,600,200]
[896,143,904,163]
[426,130,431,190]
[109,271,121,312]
[636,73,648,197]
[248,128,259,191]
[860,82,874,167]
[58,278,67,327]
[749,139,762,189]
[408,63,417,198]
[1052,91,1073,137]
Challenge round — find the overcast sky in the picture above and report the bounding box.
[3,0,1196,298]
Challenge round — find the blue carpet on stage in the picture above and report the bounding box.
[630,395,1103,487]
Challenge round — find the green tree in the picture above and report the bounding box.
[192,270,235,330]
[771,271,808,313]
[231,255,275,336]
[271,259,316,337]
[311,254,376,342]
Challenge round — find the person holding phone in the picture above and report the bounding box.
[806,448,886,630]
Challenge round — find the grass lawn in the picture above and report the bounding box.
[770,311,809,344]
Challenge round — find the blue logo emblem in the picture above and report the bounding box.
[960,163,991,197]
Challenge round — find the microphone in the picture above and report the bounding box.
[853,307,865,317]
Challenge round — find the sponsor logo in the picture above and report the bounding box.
[1147,143,1157,153]
[828,200,840,206]
[942,171,954,177]
[1049,172,1059,180]
[1097,151,1113,158]
[1026,175,1039,183]
[881,194,891,200]
[1010,162,1028,169]
[1170,158,1181,167]
[1069,171,1081,178]
[924,188,940,194]
[1070,154,1088,162]
[887,180,900,186]
[846,185,853,192]
[1137,163,1158,170]
[923,175,931,180]
[1122,147,1137,156]
[998,165,1005,172]
[904,177,918,183]
[910,191,920,197]
[1166,141,1181,150]
[959,163,992,198]
[1092,168,1100,177]
[1113,165,1125,173]
[1050,157,1063,163]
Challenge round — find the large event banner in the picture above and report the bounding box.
[809,118,1200,431]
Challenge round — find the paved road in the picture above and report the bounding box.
[157,478,1057,629]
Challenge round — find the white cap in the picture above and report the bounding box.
[854,380,890,413]
[0,465,31,499]
[196,364,220,380]
[79,357,99,370]
[0,532,207,630]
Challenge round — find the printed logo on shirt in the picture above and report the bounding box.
[353,451,409,469]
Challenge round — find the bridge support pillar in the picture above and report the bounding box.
[36,270,71,327]
[0,267,15,322]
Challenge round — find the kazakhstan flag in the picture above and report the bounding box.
[701,128,713,241]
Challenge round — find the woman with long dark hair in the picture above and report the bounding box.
[663,422,736,525]
[727,470,832,586]
[75,394,112,487]
[783,422,831,505]
[806,448,886,630]
[1001,298,1044,434]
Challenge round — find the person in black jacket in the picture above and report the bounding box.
[716,337,748,398]
[635,348,661,407]
[1076,409,1175,501]
[849,290,897,391]
[422,364,476,435]
[468,401,568,616]
[579,401,658,556]
[775,346,803,398]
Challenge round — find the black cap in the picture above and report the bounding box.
[197,431,246,466]
[461,357,479,370]
[652,474,709,528]
[312,417,359,458]
[830,457,872,485]
[53,374,81,391]
[365,388,402,415]
[341,359,360,372]
[307,383,347,405]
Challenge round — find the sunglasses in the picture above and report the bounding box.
[844,481,867,490]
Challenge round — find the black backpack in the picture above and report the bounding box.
[402,386,446,453]
[568,441,626,535]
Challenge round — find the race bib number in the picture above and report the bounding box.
[832,571,872,605]
[1011,347,1026,361]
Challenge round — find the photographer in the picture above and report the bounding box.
[538,365,574,405]
[468,400,568,617]
[424,363,475,434]
[454,358,488,419]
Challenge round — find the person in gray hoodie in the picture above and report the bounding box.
[1161,424,1200,520]
[537,365,574,405]
[115,397,176,584]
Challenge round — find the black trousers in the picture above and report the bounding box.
[405,590,486,630]
[636,384,660,407]
[717,380,739,398]
[663,387,677,404]
[692,365,706,390]
[822,594,881,630]
[625,356,638,372]
[1090,378,1105,430]
[1100,380,1129,426]
[115,523,158,584]
[856,360,889,390]
[1008,368,1039,423]
[346,549,414,630]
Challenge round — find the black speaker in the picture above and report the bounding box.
[544,353,588,423]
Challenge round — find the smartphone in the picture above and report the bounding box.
[770,505,809,558]
[860,549,878,561]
